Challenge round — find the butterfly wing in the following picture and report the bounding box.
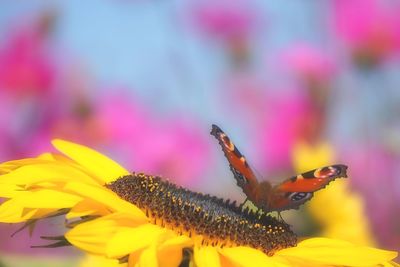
[210,124,263,201]
[267,164,348,212]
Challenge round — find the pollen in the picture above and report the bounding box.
[106,173,297,255]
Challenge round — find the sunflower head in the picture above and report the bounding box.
[107,173,297,255]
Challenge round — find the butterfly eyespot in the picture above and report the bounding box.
[221,136,235,151]
[289,192,311,202]
[315,166,341,179]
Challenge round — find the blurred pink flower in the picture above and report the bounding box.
[343,143,400,252]
[280,43,336,83]
[0,90,60,161]
[0,93,15,161]
[21,92,100,158]
[97,93,212,186]
[0,11,57,96]
[190,0,257,40]
[0,94,71,256]
[257,90,318,173]
[279,43,337,109]
[22,91,212,186]
[223,74,267,123]
[333,0,400,65]
[189,0,259,67]
[222,76,323,174]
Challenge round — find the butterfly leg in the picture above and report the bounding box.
[239,197,249,210]
[257,209,265,217]
[277,211,285,222]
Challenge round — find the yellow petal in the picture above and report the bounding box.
[38,153,76,163]
[39,152,115,185]
[0,184,25,198]
[0,158,49,174]
[79,255,126,267]
[137,244,158,267]
[128,249,144,267]
[292,141,334,172]
[16,189,82,209]
[275,238,398,266]
[0,196,60,223]
[0,163,99,187]
[106,224,167,258]
[194,245,221,267]
[66,198,111,219]
[0,188,78,222]
[0,190,81,221]
[0,199,37,222]
[308,179,375,246]
[52,139,129,183]
[63,182,146,218]
[159,234,192,248]
[157,235,193,267]
[126,232,191,267]
[66,213,147,255]
[220,246,288,267]
[386,261,400,267]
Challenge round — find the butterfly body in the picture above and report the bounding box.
[211,124,348,213]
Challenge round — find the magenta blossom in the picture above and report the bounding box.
[190,0,257,40]
[0,11,57,96]
[225,84,318,174]
[332,0,400,65]
[189,0,259,67]
[97,93,212,187]
[280,43,336,83]
[0,93,16,161]
[222,76,321,174]
[257,89,318,174]
[279,43,337,108]
[222,74,268,123]
[23,91,212,187]
[343,143,400,253]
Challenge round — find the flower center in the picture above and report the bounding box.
[107,173,297,255]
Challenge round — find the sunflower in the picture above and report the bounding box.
[0,140,397,266]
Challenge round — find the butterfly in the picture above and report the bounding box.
[210,124,348,213]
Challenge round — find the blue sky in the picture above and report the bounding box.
[0,0,331,113]
[2,0,399,147]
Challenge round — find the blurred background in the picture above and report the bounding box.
[0,0,400,266]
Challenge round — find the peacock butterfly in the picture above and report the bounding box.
[211,124,348,212]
